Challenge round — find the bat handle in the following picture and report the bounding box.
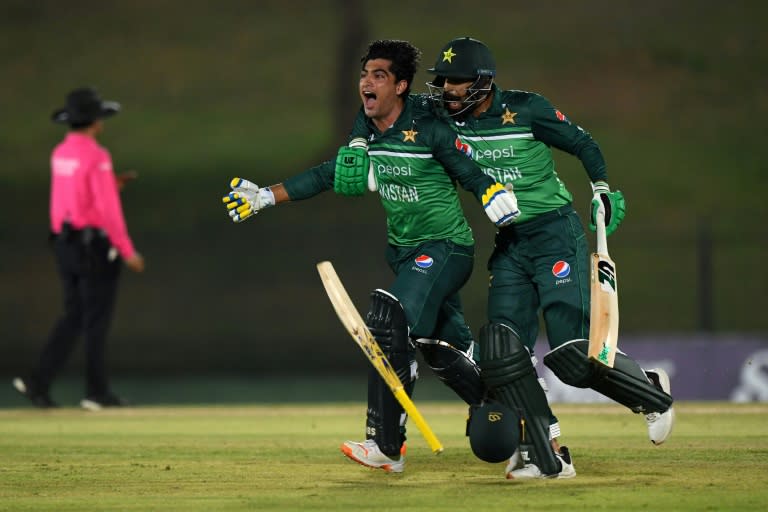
[596,205,609,255]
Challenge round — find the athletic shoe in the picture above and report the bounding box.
[505,433,564,475]
[80,392,128,411]
[506,446,576,480]
[505,448,524,475]
[644,368,675,445]
[12,376,58,408]
[340,439,405,473]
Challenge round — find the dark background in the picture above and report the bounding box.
[1,1,765,398]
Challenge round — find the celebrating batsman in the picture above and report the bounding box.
[221,40,519,473]
[424,37,675,479]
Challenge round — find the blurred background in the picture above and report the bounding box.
[1,0,766,405]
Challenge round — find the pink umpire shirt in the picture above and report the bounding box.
[49,132,136,260]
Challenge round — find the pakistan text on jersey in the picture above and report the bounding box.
[482,167,522,182]
[378,184,419,203]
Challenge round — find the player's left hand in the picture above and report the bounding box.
[222,177,275,223]
[590,181,626,236]
[482,183,520,227]
[334,137,370,196]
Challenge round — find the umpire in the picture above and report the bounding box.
[13,87,145,410]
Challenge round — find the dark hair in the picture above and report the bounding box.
[361,40,421,96]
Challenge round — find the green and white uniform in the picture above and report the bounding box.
[285,95,496,348]
[434,85,607,352]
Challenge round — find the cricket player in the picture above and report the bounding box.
[222,40,519,473]
[425,37,675,479]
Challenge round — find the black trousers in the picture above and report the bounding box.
[34,228,121,396]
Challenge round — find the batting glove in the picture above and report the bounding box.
[222,177,275,223]
[590,181,626,236]
[334,137,370,197]
[482,183,520,227]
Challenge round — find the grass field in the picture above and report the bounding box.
[1,402,766,511]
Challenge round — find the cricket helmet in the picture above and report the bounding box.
[428,36,496,81]
[467,400,520,463]
[427,37,496,118]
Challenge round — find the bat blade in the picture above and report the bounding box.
[316,261,444,453]
[588,208,619,367]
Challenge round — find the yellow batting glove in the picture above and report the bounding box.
[482,182,520,227]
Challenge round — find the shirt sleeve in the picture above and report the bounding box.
[529,94,608,183]
[89,149,136,259]
[285,109,373,200]
[282,160,335,200]
[429,119,495,201]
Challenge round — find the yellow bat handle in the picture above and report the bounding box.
[393,388,444,454]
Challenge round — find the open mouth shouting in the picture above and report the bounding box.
[362,90,377,112]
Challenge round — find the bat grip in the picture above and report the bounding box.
[596,205,609,255]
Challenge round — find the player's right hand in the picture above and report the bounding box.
[334,138,370,196]
[222,177,275,223]
[482,182,520,227]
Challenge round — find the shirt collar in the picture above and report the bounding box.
[364,96,413,135]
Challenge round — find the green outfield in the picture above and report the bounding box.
[0,402,765,511]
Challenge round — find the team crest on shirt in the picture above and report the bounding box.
[402,129,418,142]
[501,108,517,125]
[455,137,473,157]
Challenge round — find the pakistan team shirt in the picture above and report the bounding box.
[421,85,607,224]
[284,96,495,247]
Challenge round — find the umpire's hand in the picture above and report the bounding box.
[125,252,145,273]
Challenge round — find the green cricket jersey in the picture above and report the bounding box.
[284,96,495,246]
[422,85,607,224]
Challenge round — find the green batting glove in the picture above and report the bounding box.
[590,181,626,236]
[334,138,369,197]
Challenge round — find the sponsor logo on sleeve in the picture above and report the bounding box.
[455,137,473,157]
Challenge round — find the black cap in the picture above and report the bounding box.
[468,400,520,463]
[51,87,120,125]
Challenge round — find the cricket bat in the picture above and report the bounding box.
[587,205,619,367]
[316,261,444,454]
